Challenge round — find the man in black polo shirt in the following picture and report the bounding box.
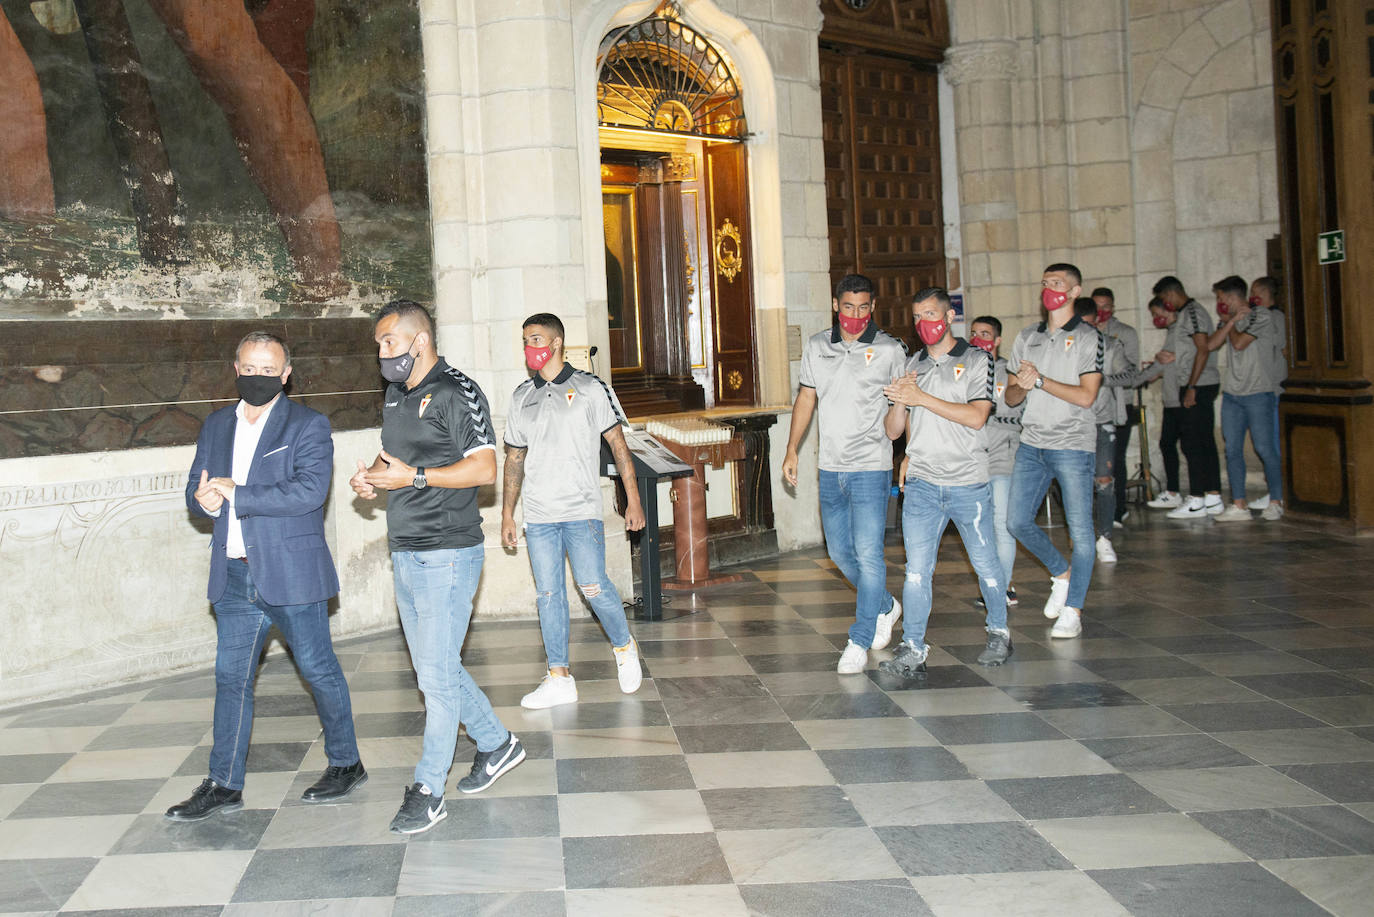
[350,300,524,835]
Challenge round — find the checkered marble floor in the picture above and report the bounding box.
[3,512,1374,916]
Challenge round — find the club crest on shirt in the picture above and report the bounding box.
[864,348,874,365]
[1064,335,1074,352]
[566,388,576,405]
[996,383,1005,397]
[418,393,433,418]
[953,363,965,380]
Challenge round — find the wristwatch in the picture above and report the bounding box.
[1033,376,1045,389]
[412,467,428,489]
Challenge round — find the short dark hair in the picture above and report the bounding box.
[1212,275,1248,298]
[1044,263,1082,287]
[1152,275,1185,297]
[1147,296,1166,311]
[236,331,290,366]
[970,315,1002,336]
[522,312,565,342]
[375,299,435,337]
[1091,287,1114,301]
[1073,296,1096,320]
[835,274,875,299]
[1253,275,1279,300]
[912,286,951,308]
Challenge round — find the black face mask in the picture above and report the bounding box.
[236,374,284,406]
[380,334,420,384]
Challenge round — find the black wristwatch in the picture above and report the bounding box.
[412,467,427,489]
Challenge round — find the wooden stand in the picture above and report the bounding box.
[657,436,747,590]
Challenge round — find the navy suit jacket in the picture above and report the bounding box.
[186,396,341,606]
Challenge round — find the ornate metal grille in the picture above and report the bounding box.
[597,9,746,140]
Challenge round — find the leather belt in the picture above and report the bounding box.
[232,556,248,564]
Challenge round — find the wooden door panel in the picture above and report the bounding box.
[705,142,756,405]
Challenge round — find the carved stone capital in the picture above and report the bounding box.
[941,41,1021,85]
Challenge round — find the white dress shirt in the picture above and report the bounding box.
[224,397,279,559]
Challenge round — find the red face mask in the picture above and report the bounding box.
[1152,314,1169,329]
[916,318,947,346]
[1096,310,1112,326]
[1042,288,1070,311]
[970,336,995,354]
[837,313,870,336]
[1248,296,1263,308]
[524,345,553,371]
[1216,299,1229,317]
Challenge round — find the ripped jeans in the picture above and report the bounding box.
[900,476,1008,650]
[525,519,633,670]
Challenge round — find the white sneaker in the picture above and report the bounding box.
[1167,496,1209,519]
[871,598,902,650]
[1250,495,1271,510]
[613,639,643,694]
[1204,496,1224,515]
[1262,502,1285,521]
[837,640,868,675]
[1043,577,1070,620]
[1051,607,1082,639]
[520,672,578,709]
[1147,491,1182,509]
[1095,535,1117,563]
[1215,504,1253,523]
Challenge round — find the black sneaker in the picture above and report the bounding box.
[976,630,1014,666]
[457,733,526,795]
[878,641,928,677]
[389,782,446,835]
[301,761,368,802]
[165,778,243,822]
[1006,587,1018,606]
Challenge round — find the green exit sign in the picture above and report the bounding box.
[1317,230,1345,265]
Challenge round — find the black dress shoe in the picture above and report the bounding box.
[165,778,243,821]
[302,761,368,802]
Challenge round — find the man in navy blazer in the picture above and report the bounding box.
[166,331,366,821]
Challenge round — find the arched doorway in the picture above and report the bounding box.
[596,5,756,411]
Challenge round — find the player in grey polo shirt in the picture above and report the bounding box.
[1153,275,1223,518]
[1079,298,1138,565]
[783,273,909,675]
[970,315,1022,607]
[1003,263,1104,640]
[1206,276,1285,522]
[502,313,646,709]
[1090,287,1140,525]
[1141,296,1187,508]
[879,288,1012,673]
[1249,276,1287,512]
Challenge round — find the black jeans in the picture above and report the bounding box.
[1179,384,1221,495]
[1159,406,1183,494]
[1112,420,1132,517]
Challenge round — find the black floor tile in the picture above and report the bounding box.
[745,653,844,674]
[555,755,696,794]
[231,844,406,901]
[1142,634,1269,655]
[549,701,671,730]
[562,833,731,888]
[457,730,553,762]
[819,746,971,784]
[1203,612,1323,632]
[1288,646,1374,670]
[352,710,428,738]
[987,774,1174,819]
[413,795,560,840]
[1189,806,1374,859]
[85,721,212,751]
[637,639,739,659]
[253,693,335,717]
[875,822,1073,876]
[738,880,934,917]
[653,675,770,699]
[674,722,808,753]
[1161,701,1326,732]
[110,809,275,854]
[1229,671,1374,700]
[942,641,1057,664]
[0,752,73,783]
[1088,863,1330,917]
[175,742,312,777]
[701,785,865,831]
[1080,734,1257,770]
[0,857,98,911]
[9,778,165,818]
[1076,655,1211,681]
[867,665,992,692]
[915,713,1065,745]
[999,682,1143,710]
[1273,761,1374,802]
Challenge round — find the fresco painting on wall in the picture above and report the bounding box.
[0,0,430,318]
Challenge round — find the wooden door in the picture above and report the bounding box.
[821,47,944,340]
[705,142,756,406]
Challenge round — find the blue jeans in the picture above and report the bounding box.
[819,469,898,648]
[900,478,1007,648]
[1221,391,1283,502]
[526,520,632,669]
[988,473,1017,587]
[1007,445,1095,610]
[210,560,358,791]
[393,546,509,795]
